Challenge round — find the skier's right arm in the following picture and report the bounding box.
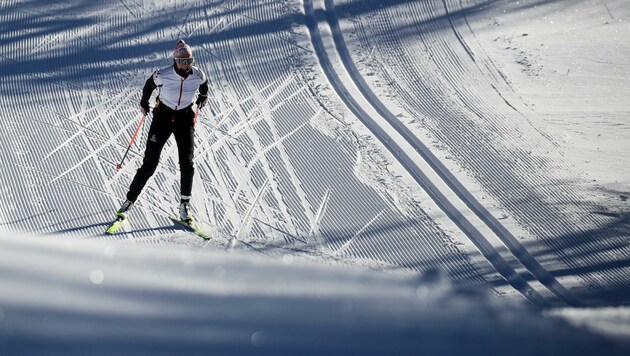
[140,73,158,114]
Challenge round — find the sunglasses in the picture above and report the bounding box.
[174,57,194,65]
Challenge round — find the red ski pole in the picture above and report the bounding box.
[116,113,146,170]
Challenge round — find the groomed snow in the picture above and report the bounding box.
[0,0,628,353]
[0,231,628,355]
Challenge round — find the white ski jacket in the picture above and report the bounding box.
[150,65,207,111]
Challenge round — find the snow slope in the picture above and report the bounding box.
[0,0,629,353]
[0,231,628,355]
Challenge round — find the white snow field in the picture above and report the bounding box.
[0,0,629,354]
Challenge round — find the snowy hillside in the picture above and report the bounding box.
[0,0,629,353]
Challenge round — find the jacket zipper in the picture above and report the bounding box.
[173,77,185,121]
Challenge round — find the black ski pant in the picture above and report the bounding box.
[126,104,195,203]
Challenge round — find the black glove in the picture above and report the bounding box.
[196,95,208,109]
[140,100,150,114]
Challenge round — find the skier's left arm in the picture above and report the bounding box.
[195,76,209,109]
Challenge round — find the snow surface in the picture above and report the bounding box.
[0,231,627,355]
[0,0,629,354]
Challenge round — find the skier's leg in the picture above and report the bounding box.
[126,112,172,202]
[174,108,195,199]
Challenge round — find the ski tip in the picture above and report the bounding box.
[105,217,126,235]
[169,215,210,240]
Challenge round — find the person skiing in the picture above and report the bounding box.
[115,39,208,225]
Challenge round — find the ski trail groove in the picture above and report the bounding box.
[331,0,583,307]
[304,0,582,307]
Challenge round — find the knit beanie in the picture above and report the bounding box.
[173,39,193,58]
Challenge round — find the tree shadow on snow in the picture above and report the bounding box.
[0,0,569,90]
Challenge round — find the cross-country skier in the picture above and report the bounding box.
[116,39,208,225]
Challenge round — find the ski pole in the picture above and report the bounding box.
[116,113,146,170]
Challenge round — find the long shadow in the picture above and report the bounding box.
[519,211,630,306]
[42,221,178,237]
[45,221,111,235]
[0,0,563,88]
[0,1,294,88]
[109,225,180,237]
[251,216,501,284]
[250,209,630,307]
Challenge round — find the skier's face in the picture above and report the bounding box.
[174,56,194,72]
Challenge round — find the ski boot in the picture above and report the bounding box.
[179,198,193,225]
[116,199,134,220]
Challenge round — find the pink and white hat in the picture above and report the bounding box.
[173,39,193,58]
